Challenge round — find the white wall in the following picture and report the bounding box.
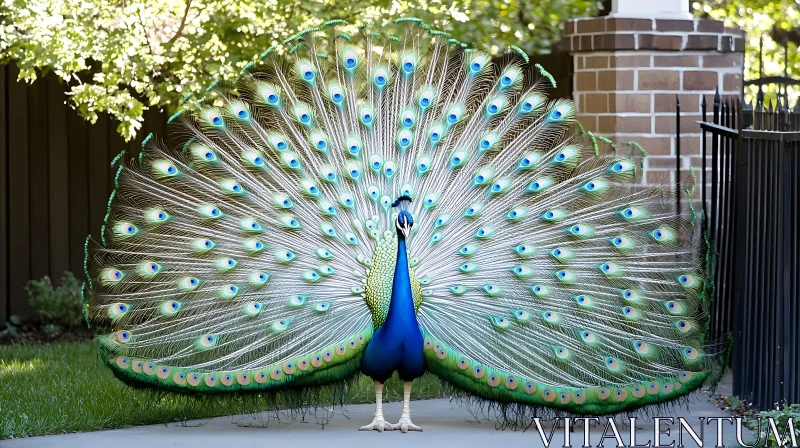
[610,0,692,19]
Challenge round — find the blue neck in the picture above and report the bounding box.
[384,232,415,331]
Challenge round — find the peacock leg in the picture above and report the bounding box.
[359,380,394,432]
[390,380,422,433]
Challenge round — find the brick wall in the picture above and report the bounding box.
[564,17,744,188]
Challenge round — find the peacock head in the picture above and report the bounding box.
[396,211,414,239]
[392,195,414,239]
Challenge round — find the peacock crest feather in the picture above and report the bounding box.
[84,18,720,418]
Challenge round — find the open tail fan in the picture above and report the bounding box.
[414,140,722,415]
[83,18,722,417]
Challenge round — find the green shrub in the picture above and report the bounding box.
[24,272,84,329]
[747,404,800,448]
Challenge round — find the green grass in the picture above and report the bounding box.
[0,340,444,439]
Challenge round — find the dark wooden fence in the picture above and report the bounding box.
[528,51,574,101]
[0,64,169,323]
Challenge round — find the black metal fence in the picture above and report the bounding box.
[700,95,740,344]
[682,92,800,410]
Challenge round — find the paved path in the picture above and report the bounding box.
[2,390,750,448]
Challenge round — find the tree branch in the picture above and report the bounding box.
[138,10,155,56]
[167,0,193,45]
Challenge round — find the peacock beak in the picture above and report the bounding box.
[400,222,411,239]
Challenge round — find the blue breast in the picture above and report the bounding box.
[360,234,426,382]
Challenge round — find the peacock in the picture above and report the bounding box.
[84,18,721,433]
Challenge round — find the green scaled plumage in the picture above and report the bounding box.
[84,18,720,422]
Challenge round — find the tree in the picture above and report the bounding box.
[694,0,800,105]
[0,0,600,140]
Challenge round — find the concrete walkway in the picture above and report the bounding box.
[2,388,750,448]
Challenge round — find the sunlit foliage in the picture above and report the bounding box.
[0,0,599,139]
[695,0,800,105]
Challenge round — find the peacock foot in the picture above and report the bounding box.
[390,416,422,433]
[359,416,394,432]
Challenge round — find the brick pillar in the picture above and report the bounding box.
[563,17,744,187]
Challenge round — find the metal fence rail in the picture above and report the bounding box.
[684,92,800,410]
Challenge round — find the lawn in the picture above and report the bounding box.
[0,340,445,439]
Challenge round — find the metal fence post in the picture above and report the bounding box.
[676,95,681,217]
[701,95,707,226]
